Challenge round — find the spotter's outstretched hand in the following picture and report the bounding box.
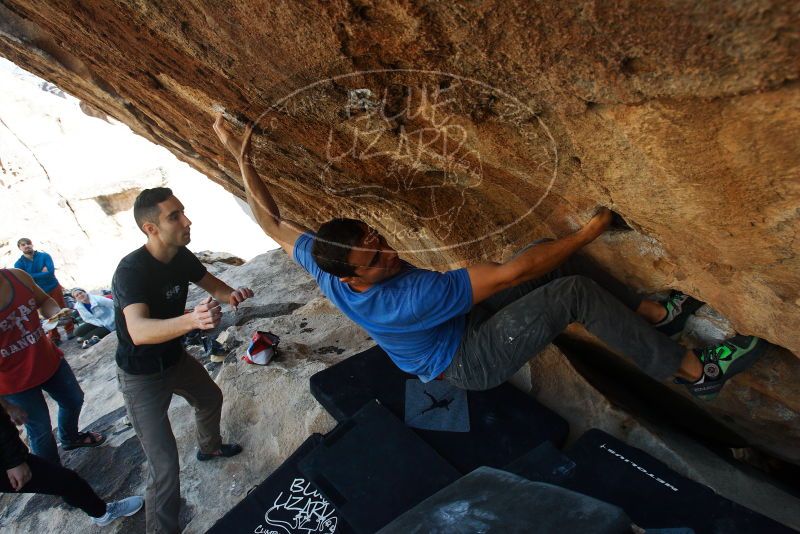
[192,296,222,330]
[228,287,254,309]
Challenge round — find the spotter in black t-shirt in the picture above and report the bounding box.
[112,246,206,374]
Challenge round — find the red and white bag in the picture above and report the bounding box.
[243,331,280,365]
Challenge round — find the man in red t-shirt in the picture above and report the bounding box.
[0,269,105,465]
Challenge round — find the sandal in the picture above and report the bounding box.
[62,431,106,450]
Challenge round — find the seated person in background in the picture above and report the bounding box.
[0,403,143,527]
[70,288,115,348]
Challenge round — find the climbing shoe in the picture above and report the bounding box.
[681,335,767,400]
[197,442,243,462]
[654,290,704,338]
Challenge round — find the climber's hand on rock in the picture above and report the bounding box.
[213,114,243,157]
[192,296,222,330]
[581,207,613,242]
[228,287,254,309]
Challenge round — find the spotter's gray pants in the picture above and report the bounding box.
[443,242,685,391]
[117,351,223,533]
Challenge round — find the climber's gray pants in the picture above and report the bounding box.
[443,242,685,391]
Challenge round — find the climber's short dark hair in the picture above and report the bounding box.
[312,218,366,277]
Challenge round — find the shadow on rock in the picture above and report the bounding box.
[233,303,304,326]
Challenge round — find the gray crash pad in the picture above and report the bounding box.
[377,466,632,534]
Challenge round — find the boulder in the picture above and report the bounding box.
[1,3,798,475]
[0,1,797,356]
[0,2,799,530]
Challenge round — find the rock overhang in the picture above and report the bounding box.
[0,0,798,479]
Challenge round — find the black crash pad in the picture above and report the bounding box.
[207,434,353,534]
[298,400,461,534]
[309,344,569,473]
[377,466,633,534]
[505,429,794,533]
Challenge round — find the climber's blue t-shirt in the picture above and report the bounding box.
[293,232,473,382]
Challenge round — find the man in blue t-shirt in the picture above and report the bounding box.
[214,116,767,400]
[14,238,75,345]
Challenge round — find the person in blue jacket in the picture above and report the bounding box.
[70,288,115,348]
[14,238,74,345]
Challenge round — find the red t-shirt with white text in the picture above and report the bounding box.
[0,269,62,394]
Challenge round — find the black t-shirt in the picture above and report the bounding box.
[112,246,207,374]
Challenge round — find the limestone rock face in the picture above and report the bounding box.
[0,1,797,356]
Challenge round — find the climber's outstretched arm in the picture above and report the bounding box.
[213,114,309,258]
[467,208,613,304]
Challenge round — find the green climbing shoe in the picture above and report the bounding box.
[683,335,767,399]
[655,290,704,338]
